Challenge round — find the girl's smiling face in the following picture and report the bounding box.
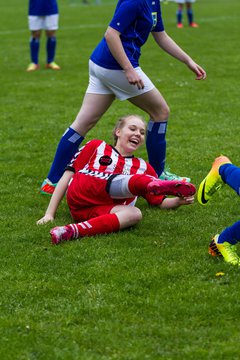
[114,115,146,156]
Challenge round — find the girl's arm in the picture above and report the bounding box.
[36,171,74,225]
[151,31,206,80]
[104,26,144,89]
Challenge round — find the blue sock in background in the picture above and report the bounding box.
[47,37,56,64]
[176,10,183,24]
[187,9,193,24]
[219,163,240,196]
[47,127,84,183]
[30,38,39,64]
[146,120,167,177]
[218,221,240,245]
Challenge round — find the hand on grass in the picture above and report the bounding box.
[36,214,54,225]
[178,196,195,206]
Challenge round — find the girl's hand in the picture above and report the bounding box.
[187,60,206,80]
[124,68,145,89]
[178,196,195,205]
[36,214,54,225]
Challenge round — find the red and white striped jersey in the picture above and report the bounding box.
[66,139,157,178]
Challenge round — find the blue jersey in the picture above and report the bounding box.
[28,0,58,16]
[90,0,164,70]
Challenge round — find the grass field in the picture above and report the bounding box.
[1,0,240,359]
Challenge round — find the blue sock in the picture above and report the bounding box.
[218,221,240,245]
[30,38,39,64]
[47,127,84,183]
[146,120,167,177]
[219,164,240,196]
[187,9,193,24]
[47,37,56,63]
[176,10,183,24]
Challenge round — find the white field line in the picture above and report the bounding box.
[0,16,238,36]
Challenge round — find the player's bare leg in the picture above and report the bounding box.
[71,93,115,135]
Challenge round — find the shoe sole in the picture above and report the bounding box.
[147,180,196,198]
[40,190,54,196]
[198,156,231,205]
[40,183,56,196]
[46,65,61,70]
[198,177,223,205]
[208,240,222,257]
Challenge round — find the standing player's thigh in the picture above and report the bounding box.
[28,16,44,31]
[71,93,115,135]
[44,15,59,30]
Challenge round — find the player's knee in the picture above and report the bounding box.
[150,104,170,121]
[161,104,170,119]
[130,207,142,224]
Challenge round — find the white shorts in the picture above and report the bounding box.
[86,60,155,101]
[175,0,195,3]
[28,14,59,31]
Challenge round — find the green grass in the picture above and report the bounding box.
[1,0,240,359]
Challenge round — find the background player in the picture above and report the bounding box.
[37,115,196,244]
[27,0,60,72]
[198,156,240,266]
[176,0,199,28]
[40,0,206,195]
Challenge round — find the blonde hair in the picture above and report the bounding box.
[112,114,146,145]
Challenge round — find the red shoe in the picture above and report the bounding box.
[190,22,199,28]
[147,180,196,198]
[50,226,74,245]
[177,23,183,28]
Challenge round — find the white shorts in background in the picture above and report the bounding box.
[28,14,59,31]
[175,0,195,3]
[86,60,155,101]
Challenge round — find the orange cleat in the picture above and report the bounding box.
[190,22,199,28]
[26,63,39,72]
[46,61,61,70]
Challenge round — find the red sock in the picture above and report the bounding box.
[67,213,120,239]
[128,174,154,196]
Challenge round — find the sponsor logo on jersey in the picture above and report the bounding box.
[151,12,157,29]
[99,155,113,166]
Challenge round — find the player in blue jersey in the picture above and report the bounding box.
[198,155,240,266]
[27,0,60,72]
[176,0,198,29]
[40,0,206,195]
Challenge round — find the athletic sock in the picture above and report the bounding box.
[128,174,153,196]
[219,164,240,196]
[176,10,183,24]
[46,37,56,63]
[187,9,193,24]
[218,221,240,245]
[47,127,84,183]
[146,120,167,177]
[68,213,120,239]
[30,37,39,64]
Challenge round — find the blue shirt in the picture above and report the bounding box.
[28,0,58,16]
[90,0,164,70]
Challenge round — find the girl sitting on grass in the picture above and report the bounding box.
[37,115,196,244]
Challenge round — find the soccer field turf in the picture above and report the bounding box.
[1,0,240,359]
